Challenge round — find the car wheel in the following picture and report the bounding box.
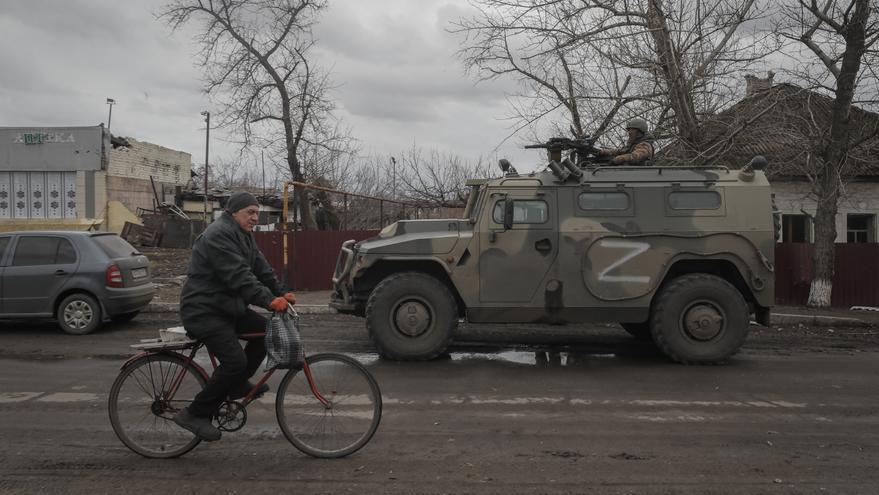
[366,272,457,360]
[651,274,749,364]
[57,293,102,335]
[620,322,652,341]
[111,311,141,323]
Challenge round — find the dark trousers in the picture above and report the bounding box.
[184,309,267,417]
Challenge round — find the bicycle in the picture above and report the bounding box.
[108,306,382,459]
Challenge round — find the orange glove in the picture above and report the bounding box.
[283,292,296,304]
[269,297,288,312]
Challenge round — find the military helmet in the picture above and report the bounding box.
[626,118,649,134]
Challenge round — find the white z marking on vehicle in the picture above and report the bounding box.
[597,240,651,283]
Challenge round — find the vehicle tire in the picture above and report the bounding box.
[57,293,102,335]
[651,274,750,364]
[365,272,457,360]
[620,322,652,340]
[111,311,141,323]
[276,353,382,458]
[108,354,206,458]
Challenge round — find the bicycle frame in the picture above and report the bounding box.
[122,332,332,408]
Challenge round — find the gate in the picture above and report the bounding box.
[775,243,879,307]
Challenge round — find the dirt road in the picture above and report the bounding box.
[0,315,877,494]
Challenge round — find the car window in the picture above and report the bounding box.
[668,191,722,210]
[492,200,548,224]
[578,192,630,210]
[0,237,10,263]
[12,237,60,266]
[91,234,138,258]
[56,238,77,264]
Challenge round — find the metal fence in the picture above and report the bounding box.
[254,230,378,291]
[775,243,879,307]
[255,233,879,307]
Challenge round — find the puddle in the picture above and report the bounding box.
[450,350,619,367]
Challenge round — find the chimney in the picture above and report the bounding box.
[745,71,775,96]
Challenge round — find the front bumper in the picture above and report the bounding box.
[330,240,357,306]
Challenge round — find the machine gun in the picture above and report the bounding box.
[524,136,606,166]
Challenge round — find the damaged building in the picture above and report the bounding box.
[0,125,191,234]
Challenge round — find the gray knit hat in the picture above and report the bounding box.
[226,191,259,213]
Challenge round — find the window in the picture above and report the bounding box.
[0,237,10,262]
[11,237,77,266]
[91,234,137,258]
[492,200,548,224]
[782,214,811,243]
[847,214,875,243]
[668,191,722,210]
[578,192,629,210]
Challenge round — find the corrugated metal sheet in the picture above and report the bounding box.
[775,243,879,307]
[254,230,378,290]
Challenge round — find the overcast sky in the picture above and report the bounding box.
[0,0,544,176]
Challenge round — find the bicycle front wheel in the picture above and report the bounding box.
[108,354,206,458]
[276,353,382,458]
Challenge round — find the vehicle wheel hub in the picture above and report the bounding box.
[64,301,92,328]
[393,300,431,337]
[683,303,724,341]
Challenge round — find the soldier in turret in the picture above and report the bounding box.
[597,118,654,165]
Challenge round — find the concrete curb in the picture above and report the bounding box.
[770,313,871,328]
[144,302,337,315]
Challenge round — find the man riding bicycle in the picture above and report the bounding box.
[173,191,295,441]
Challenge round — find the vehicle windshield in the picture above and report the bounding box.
[92,234,139,258]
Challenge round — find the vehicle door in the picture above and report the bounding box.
[478,189,558,303]
[2,235,79,315]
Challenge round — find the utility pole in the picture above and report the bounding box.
[390,156,396,199]
[201,111,210,225]
[106,98,115,133]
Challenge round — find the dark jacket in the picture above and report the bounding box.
[180,212,283,322]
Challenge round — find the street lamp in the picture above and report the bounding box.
[106,98,115,132]
[201,111,210,224]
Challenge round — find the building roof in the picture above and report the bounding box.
[657,83,879,179]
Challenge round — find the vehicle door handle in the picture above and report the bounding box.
[55,269,67,276]
[534,238,552,253]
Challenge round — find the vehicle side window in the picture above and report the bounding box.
[578,192,630,210]
[492,200,547,224]
[0,237,10,263]
[56,238,77,264]
[668,191,722,210]
[11,237,76,266]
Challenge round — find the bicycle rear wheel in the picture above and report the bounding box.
[108,354,206,458]
[276,353,382,458]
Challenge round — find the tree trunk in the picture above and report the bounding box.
[806,0,869,307]
[646,0,702,151]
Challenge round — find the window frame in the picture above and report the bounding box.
[491,199,549,225]
[576,188,634,217]
[10,235,79,267]
[664,188,726,217]
[846,213,875,243]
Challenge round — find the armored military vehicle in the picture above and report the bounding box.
[330,138,775,364]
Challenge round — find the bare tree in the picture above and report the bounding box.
[159,0,346,229]
[453,0,773,155]
[775,0,879,307]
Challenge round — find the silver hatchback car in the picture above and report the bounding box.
[0,231,155,334]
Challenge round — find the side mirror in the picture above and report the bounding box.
[503,198,514,230]
[499,159,511,173]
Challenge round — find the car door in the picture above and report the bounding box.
[478,189,558,303]
[2,235,78,315]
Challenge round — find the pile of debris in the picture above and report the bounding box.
[122,202,204,249]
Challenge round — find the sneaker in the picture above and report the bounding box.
[173,409,221,442]
[228,381,270,400]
